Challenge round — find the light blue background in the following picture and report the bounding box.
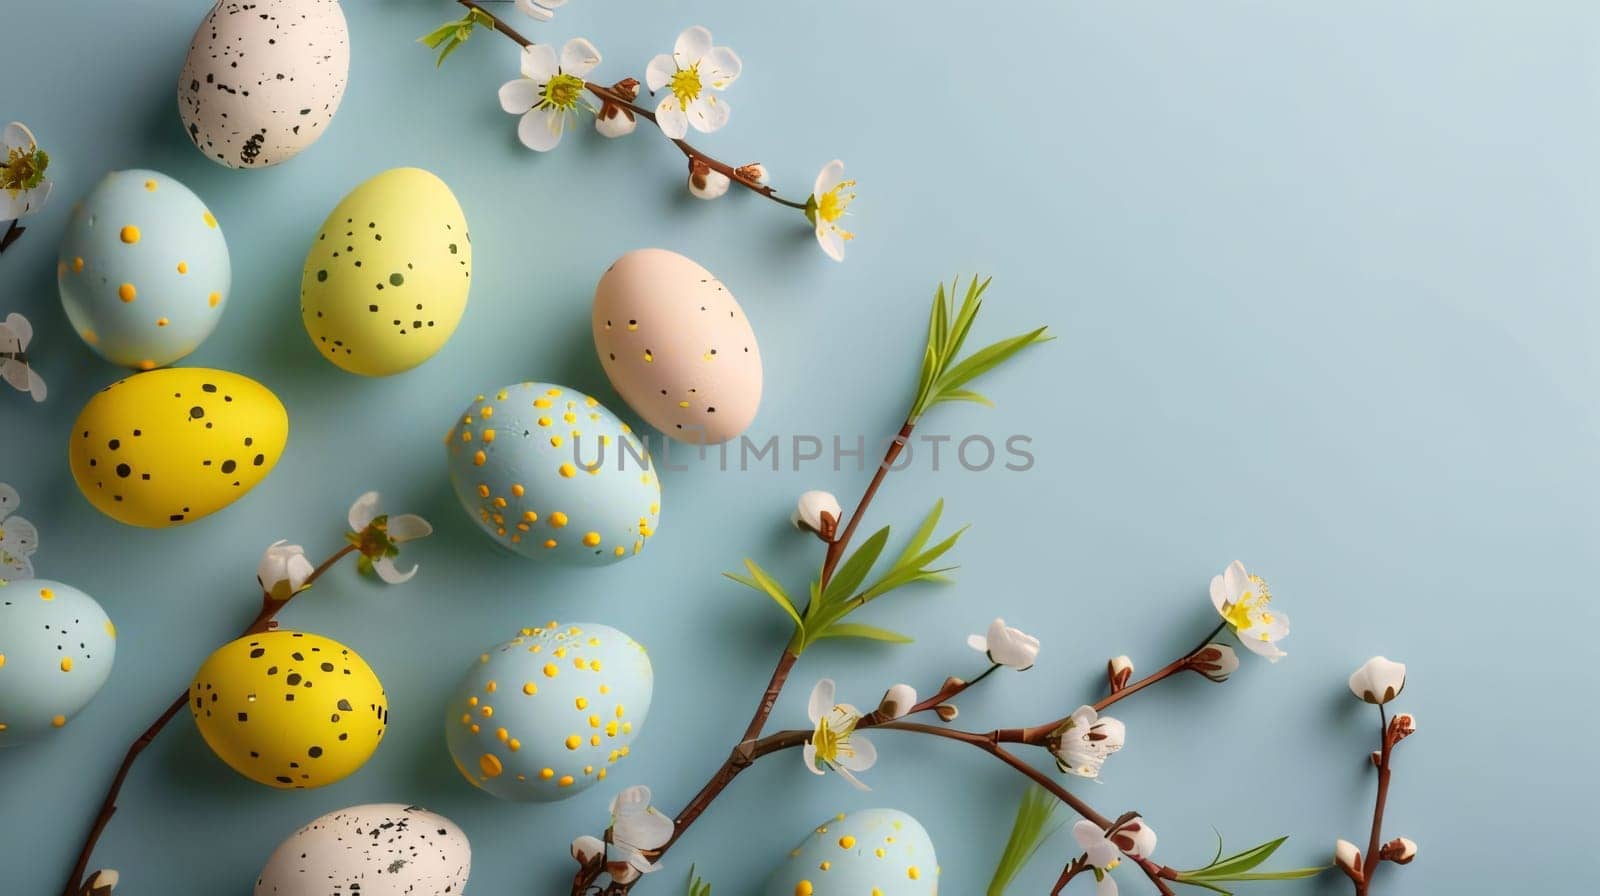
[2,1,1595,893]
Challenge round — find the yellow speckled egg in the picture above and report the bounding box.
[765,809,940,896]
[300,168,471,376]
[191,631,387,789]
[68,368,287,527]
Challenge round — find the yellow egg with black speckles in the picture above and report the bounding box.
[190,631,387,789]
[300,168,470,376]
[68,368,287,527]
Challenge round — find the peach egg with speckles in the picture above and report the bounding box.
[301,167,471,376]
[57,169,230,370]
[593,248,762,444]
[445,622,651,802]
[445,382,661,565]
[68,367,287,528]
[0,579,116,747]
[190,631,387,789]
[764,809,940,896]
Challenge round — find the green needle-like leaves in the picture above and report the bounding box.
[419,10,494,66]
[1174,836,1328,893]
[986,785,1064,895]
[685,865,712,896]
[909,276,1051,422]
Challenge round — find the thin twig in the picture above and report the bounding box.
[1356,705,1395,895]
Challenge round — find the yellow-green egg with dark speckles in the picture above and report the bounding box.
[300,168,471,376]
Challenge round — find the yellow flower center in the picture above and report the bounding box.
[1223,575,1272,632]
[669,65,703,109]
[817,179,856,225]
[812,710,856,766]
[2,145,47,196]
[540,72,586,111]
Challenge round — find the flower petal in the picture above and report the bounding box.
[1,122,35,152]
[375,556,418,585]
[700,46,742,89]
[611,784,652,818]
[837,734,876,771]
[673,25,712,67]
[816,226,846,262]
[560,37,602,78]
[654,98,688,139]
[644,54,677,92]
[519,43,559,82]
[387,513,433,543]
[499,78,542,114]
[4,313,32,350]
[515,0,553,21]
[802,742,825,775]
[518,107,566,152]
[1097,873,1119,896]
[624,808,675,851]
[687,95,730,133]
[834,764,871,791]
[348,491,380,531]
[814,159,845,198]
[808,679,835,724]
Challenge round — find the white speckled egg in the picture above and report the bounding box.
[0,579,116,747]
[445,622,651,802]
[445,383,660,565]
[57,170,230,370]
[765,809,939,896]
[255,803,471,896]
[301,168,472,376]
[593,248,762,444]
[178,0,349,168]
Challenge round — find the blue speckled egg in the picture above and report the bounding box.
[765,809,940,896]
[445,383,661,565]
[58,169,230,370]
[0,579,116,746]
[445,622,651,802]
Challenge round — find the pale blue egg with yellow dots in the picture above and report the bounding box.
[445,382,661,565]
[0,579,116,747]
[445,622,651,802]
[765,809,940,896]
[58,169,230,370]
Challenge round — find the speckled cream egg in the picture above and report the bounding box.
[178,0,349,169]
[765,809,940,896]
[68,368,287,528]
[593,248,762,444]
[0,579,116,747]
[301,168,471,376]
[255,803,471,896]
[191,631,387,789]
[57,169,230,370]
[445,622,651,802]
[445,383,661,565]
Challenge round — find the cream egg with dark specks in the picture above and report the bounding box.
[0,579,116,746]
[255,803,470,896]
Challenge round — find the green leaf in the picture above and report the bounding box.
[934,327,1051,401]
[861,523,966,601]
[986,785,1063,895]
[728,560,803,632]
[419,19,461,48]
[937,388,993,406]
[1176,836,1329,888]
[685,864,712,896]
[822,525,890,606]
[1201,837,1286,877]
[930,280,950,360]
[893,499,944,570]
[942,276,990,373]
[816,622,913,643]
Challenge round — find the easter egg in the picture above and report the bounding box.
[445,383,661,565]
[178,0,350,169]
[593,248,762,444]
[57,169,230,370]
[301,168,471,376]
[190,631,387,789]
[445,622,651,802]
[255,804,471,896]
[765,809,940,896]
[68,368,287,528]
[0,579,116,747]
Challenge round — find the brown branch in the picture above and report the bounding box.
[820,422,914,584]
[454,0,810,210]
[60,544,358,896]
[1355,706,1396,895]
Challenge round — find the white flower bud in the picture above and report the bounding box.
[85,870,120,896]
[595,103,636,138]
[1391,711,1417,743]
[1190,643,1240,682]
[571,835,605,865]
[1107,655,1134,691]
[515,0,564,21]
[791,490,842,534]
[1348,656,1406,704]
[1381,837,1417,864]
[1334,839,1363,881]
[878,684,917,720]
[256,540,314,601]
[735,162,769,185]
[687,161,731,200]
[934,703,959,722]
[1110,817,1157,859]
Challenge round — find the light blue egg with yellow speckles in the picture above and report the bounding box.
[445,382,661,565]
[765,809,940,896]
[444,622,651,802]
[0,579,116,747]
[58,169,230,370]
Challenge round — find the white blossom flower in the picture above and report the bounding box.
[806,160,856,262]
[1049,705,1125,779]
[515,0,566,22]
[498,38,603,152]
[967,617,1040,670]
[606,785,674,882]
[346,491,433,584]
[877,683,917,720]
[1348,656,1406,705]
[791,490,841,534]
[1189,643,1240,682]
[645,26,741,139]
[570,834,605,866]
[803,678,877,790]
[687,161,730,200]
[257,540,314,601]
[1,312,46,402]
[1,122,51,221]
[0,483,38,582]
[1072,817,1156,896]
[1210,560,1289,661]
